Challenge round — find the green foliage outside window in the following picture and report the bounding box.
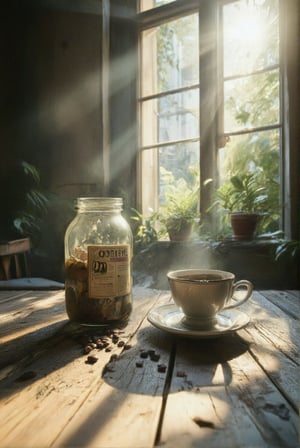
[145,0,281,238]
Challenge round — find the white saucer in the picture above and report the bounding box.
[147,304,250,339]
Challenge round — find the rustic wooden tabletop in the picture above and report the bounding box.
[0,286,299,448]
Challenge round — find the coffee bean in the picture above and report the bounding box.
[86,355,98,365]
[149,352,160,362]
[124,344,132,350]
[117,340,125,347]
[84,345,93,354]
[157,364,167,373]
[136,361,144,368]
[140,351,148,359]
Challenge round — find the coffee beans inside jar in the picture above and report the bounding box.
[64,197,133,325]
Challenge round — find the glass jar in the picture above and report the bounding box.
[64,197,133,325]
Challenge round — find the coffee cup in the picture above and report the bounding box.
[167,269,253,330]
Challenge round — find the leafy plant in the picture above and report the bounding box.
[158,175,199,238]
[132,166,200,244]
[213,172,269,214]
[3,160,49,245]
[275,239,300,262]
[131,208,158,250]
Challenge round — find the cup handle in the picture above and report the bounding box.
[223,280,253,310]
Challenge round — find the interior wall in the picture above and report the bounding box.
[24,6,103,198]
[0,1,138,281]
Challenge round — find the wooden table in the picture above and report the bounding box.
[0,286,299,447]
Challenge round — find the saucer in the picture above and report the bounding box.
[147,304,250,339]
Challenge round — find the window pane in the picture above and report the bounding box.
[141,14,199,97]
[219,129,280,230]
[224,69,280,132]
[159,141,199,205]
[219,129,280,178]
[140,1,176,13]
[223,0,279,77]
[141,89,199,147]
[139,141,199,215]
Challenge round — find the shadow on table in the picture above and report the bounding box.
[59,328,249,448]
[102,325,249,395]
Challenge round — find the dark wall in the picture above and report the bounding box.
[0,0,138,281]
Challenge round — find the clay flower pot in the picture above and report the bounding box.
[230,212,259,241]
[167,221,193,241]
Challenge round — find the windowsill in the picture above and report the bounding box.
[133,238,299,290]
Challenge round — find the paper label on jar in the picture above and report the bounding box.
[87,245,131,299]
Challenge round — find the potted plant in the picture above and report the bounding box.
[212,172,269,240]
[0,159,49,245]
[158,177,199,241]
[130,208,158,251]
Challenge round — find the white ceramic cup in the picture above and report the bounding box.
[167,269,253,329]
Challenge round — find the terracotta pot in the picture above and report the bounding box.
[167,222,192,242]
[230,213,259,241]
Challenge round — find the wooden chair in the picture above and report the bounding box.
[0,238,31,280]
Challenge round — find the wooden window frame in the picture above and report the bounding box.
[137,0,299,239]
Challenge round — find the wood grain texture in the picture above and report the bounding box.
[0,287,170,448]
[0,288,298,448]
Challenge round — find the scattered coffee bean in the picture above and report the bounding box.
[84,345,93,354]
[140,351,148,359]
[157,364,167,373]
[149,352,160,362]
[110,354,118,362]
[193,417,215,429]
[80,328,130,367]
[86,355,98,365]
[124,344,132,350]
[136,361,144,368]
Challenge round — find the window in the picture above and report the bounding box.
[140,0,176,13]
[139,10,200,214]
[137,0,296,238]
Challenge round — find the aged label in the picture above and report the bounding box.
[88,245,131,299]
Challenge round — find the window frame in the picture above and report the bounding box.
[137,0,299,239]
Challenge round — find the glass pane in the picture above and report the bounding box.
[139,142,200,215]
[140,147,159,216]
[223,0,279,77]
[224,68,280,132]
[218,129,280,231]
[159,141,200,205]
[140,0,176,13]
[141,88,199,147]
[141,14,199,97]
